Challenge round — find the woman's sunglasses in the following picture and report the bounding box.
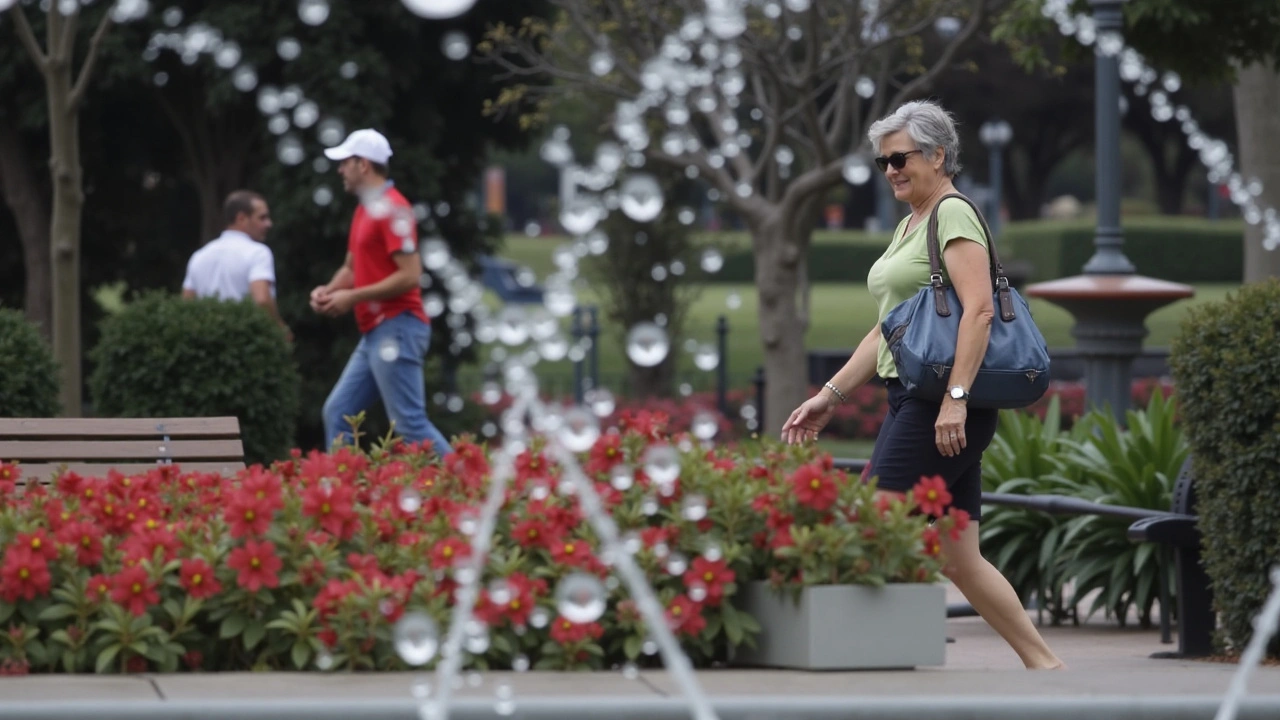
[874,150,923,172]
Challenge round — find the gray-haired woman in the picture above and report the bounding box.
[780,99,1065,670]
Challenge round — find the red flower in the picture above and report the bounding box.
[0,546,52,603]
[548,616,604,645]
[922,527,942,557]
[946,507,971,541]
[300,481,358,540]
[87,573,112,602]
[912,475,952,517]
[511,517,558,550]
[683,557,735,606]
[666,595,706,637]
[444,440,490,486]
[0,462,20,493]
[109,565,159,616]
[550,537,595,569]
[225,491,274,538]
[179,558,222,600]
[475,572,547,628]
[514,450,553,486]
[15,529,57,562]
[120,525,179,565]
[429,536,471,571]
[790,463,838,511]
[240,466,284,508]
[584,433,624,477]
[226,540,283,593]
[55,521,104,567]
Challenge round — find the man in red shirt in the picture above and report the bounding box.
[311,129,453,456]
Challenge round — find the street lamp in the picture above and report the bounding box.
[979,118,1012,238]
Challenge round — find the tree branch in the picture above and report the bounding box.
[58,4,80,64]
[10,6,49,71]
[69,11,115,111]
[886,0,989,110]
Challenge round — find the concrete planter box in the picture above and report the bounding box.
[733,581,946,670]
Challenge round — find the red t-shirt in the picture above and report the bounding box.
[347,185,428,334]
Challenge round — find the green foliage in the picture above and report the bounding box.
[87,293,300,465]
[1169,278,1280,658]
[980,391,1186,627]
[995,0,1280,84]
[1001,217,1244,283]
[0,308,60,417]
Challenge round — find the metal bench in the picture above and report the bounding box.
[0,416,246,484]
[833,455,1212,657]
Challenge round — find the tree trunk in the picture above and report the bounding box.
[0,123,52,341]
[753,213,810,435]
[47,62,85,416]
[1234,63,1280,283]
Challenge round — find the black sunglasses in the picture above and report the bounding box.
[874,150,923,172]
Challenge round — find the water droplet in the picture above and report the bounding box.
[693,344,719,371]
[277,136,305,166]
[610,465,634,491]
[626,323,670,367]
[843,155,872,185]
[688,582,708,602]
[705,0,747,39]
[412,678,431,699]
[315,650,334,670]
[340,61,359,79]
[541,135,574,167]
[399,488,422,513]
[725,292,742,310]
[590,50,615,76]
[703,542,723,562]
[1097,30,1124,57]
[441,31,470,60]
[558,407,601,452]
[666,552,688,575]
[682,494,708,522]
[588,388,617,417]
[457,510,479,536]
[496,306,530,346]
[642,639,659,655]
[494,682,516,716]
[529,607,550,628]
[622,662,639,679]
[691,411,719,440]
[393,612,440,666]
[401,0,479,19]
[277,37,302,61]
[298,0,330,26]
[699,248,724,274]
[643,444,681,488]
[464,620,490,654]
[641,496,659,516]
[555,572,608,623]
[559,197,603,235]
[215,42,242,69]
[378,339,400,363]
[232,66,258,92]
[318,118,346,147]
[512,654,530,672]
[619,174,664,222]
[466,670,483,687]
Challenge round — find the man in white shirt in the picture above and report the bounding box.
[182,190,291,341]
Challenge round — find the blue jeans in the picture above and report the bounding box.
[322,313,454,456]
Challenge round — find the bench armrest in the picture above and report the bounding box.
[1127,514,1200,547]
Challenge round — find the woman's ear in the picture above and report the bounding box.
[934,149,946,172]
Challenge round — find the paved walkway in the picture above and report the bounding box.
[3,588,1279,718]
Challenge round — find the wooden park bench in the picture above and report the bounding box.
[0,416,246,485]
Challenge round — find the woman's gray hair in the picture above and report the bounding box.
[867,100,963,177]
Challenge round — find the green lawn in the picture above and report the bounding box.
[463,273,1238,397]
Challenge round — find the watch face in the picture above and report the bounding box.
[950,387,964,398]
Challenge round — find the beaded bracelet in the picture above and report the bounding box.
[823,381,848,404]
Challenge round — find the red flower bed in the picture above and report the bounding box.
[1,415,965,674]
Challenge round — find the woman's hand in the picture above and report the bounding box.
[935,398,967,456]
[780,393,838,445]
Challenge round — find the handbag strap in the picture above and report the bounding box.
[924,192,1016,322]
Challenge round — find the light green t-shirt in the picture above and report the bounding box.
[866,197,989,379]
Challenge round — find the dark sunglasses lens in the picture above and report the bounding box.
[875,153,910,171]
[875,157,889,172]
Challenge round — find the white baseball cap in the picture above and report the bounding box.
[323,128,393,164]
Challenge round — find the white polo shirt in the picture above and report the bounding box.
[182,230,277,300]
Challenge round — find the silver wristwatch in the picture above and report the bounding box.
[948,385,970,403]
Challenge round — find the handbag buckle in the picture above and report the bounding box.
[1026,369,1041,381]
[929,272,944,287]
[996,276,1009,291]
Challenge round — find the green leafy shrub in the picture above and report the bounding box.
[88,294,299,465]
[1169,278,1280,658]
[981,391,1186,627]
[0,308,60,418]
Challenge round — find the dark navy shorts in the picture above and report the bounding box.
[860,378,999,521]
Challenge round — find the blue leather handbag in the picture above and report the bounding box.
[880,194,1051,409]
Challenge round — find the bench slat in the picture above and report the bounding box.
[0,417,241,439]
[15,462,247,483]
[0,439,245,462]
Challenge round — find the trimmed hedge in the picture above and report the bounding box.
[707,217,1242,284]
[88,293,300,465]
[0,308,60,417]
[1169,278,1280,658]
[1000,217,1243,284]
